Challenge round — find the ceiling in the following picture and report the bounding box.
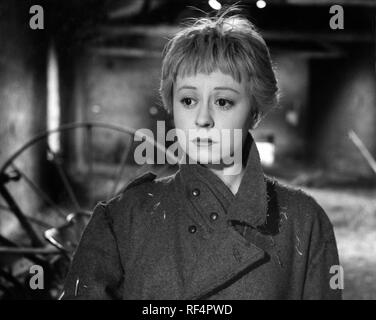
[38,0,375,58]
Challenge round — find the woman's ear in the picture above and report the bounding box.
[247,109,256,130]
[248,103,262,130]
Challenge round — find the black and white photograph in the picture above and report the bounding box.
[0,0,375,304]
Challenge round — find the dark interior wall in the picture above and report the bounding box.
[307,48,376,179]
[0,1,48,237]
[63,51,169,169]
[255,52,309,160]
[84,55,160,131]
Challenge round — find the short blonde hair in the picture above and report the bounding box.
[159,7,279,127]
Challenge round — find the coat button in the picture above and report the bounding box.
[191,188,200,197]
[210,212,219,221]
[188,225,197,234]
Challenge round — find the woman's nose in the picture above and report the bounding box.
[195,104,214,128]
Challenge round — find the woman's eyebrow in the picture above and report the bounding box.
[214,87,240,94]
[177,85,197,92]
[177,86,240,94]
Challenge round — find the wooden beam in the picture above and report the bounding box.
[97,25,374,43]
[107,0,145,19]
[264,31,374,43]
[98,25,181,38]
[287,0,376,6]
[88,46,162,58]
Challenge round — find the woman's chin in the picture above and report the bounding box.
[180,142,237,166]
[185,150,219,164]
[186,151,235,166]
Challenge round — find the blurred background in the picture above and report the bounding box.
[0,0,375,299]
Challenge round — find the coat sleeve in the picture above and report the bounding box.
[60,202,124,300]
[302,199,343,300]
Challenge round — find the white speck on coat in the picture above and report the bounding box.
[74,278,80,296]
[58,291,65,300]
[153,201,161,210]
[274,252,284,268]
[295,235,303,256]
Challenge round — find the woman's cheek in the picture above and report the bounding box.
[220,127,245,162]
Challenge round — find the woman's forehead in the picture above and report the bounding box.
[175,70,246,88]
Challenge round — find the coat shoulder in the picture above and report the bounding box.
[103,170,177,220]
[265,176,335,240]
[120,170,177,193]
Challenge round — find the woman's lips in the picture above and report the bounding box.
[191,138,218,146]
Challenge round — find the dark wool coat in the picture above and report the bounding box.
[61,133,342,300]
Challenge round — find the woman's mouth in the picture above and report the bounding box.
[192,137,218,146]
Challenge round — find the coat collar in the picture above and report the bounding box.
[178,131,268,228]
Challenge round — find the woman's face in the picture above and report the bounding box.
[172,70,252,166]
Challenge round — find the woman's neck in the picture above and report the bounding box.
[207,134,251,195]
[198,132,252,195]
[208,163,246,196]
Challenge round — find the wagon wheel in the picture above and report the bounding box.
[0,121,178,299]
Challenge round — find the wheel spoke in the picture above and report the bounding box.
[0,234,18,247]
[10,163,66,218]
[47,146,81,212]
[108,144,130,199]
[0,204,54,229]
[25,216,53,229]
[0,246,60,255]
[0,235,49,266]
[86,124,94,204]
[0,183,44,247]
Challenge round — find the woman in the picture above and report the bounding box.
[61,9,342,300]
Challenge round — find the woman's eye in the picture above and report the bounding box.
[216,98,234,110]
[180,97,196,108]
